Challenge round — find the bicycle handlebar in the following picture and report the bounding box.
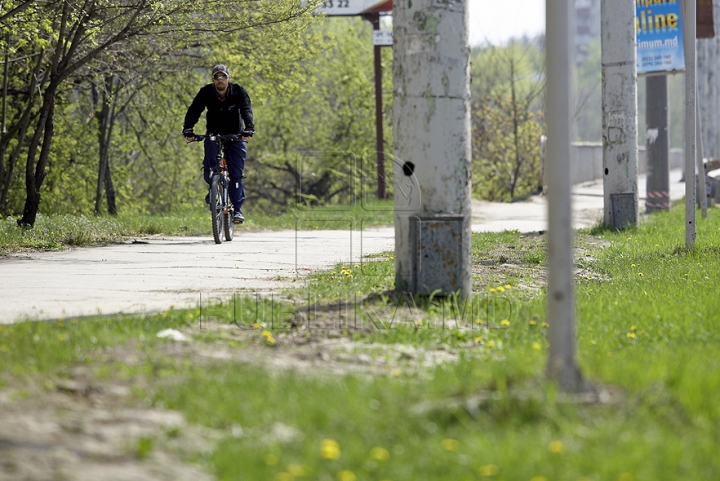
[188,131,254,143]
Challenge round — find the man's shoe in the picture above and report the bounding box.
[204,193,210,204]
[233,211,245,224]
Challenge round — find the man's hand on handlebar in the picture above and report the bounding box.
[241,130,254,142]
[182,128,195,143]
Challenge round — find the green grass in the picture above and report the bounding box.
[0,200,395,254]
[3,205,720,479]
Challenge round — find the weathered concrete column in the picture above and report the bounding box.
[645,75,670,213]
[601,0,639,230]
[392,0,472,297]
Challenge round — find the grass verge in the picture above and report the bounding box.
[2,205,720,480]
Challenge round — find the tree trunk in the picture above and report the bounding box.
[94,78,110,214]
[0,33,9,207]
[18,82,57,227]
[105,159,117,215]
[94,75,120,215]
[0,38,43,216]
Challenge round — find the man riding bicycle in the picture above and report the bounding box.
[183,64,254,224]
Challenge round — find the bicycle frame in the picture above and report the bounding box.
[192,133,242,244]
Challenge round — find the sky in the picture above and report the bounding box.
[467,0,546,46]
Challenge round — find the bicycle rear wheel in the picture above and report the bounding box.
[209,175,224,244]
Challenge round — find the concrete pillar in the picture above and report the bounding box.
[601,0,639,230]
[392,0,472,297]
[645,75,670,212]
[545,0,586,393]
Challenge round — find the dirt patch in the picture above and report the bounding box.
[0,375,215,481]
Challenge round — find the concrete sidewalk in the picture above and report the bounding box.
[0,169,688,324]
[471,168,686,233]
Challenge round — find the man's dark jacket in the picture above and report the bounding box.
[183,83,254,135]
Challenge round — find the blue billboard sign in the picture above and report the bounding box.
[636,0,685,74]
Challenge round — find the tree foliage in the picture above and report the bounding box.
[470,40,545,202]
[0,0,319,223]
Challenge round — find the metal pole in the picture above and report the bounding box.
[645,75,670,213]
[684,0,697,248]
[363,13,387,200]
[545,0,585,393]
[601,0,639,230]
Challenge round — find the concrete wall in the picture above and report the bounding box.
[571,142,684,184]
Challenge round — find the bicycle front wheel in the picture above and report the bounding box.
[209,175,224,244]
[223,200,234,242]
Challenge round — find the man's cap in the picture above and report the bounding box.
[212,65,230,77]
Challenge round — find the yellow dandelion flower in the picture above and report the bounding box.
[414,320,423,327]
[631,263,636,268]
[486,340,495,348]
[496,286,505,293]
[478,464,499,477]
[638,272,644,277]
[440,438,459,451]
[529,320,537,326]
[474,336,484,343]
[530,477,548,481]
[337,469,356,481]
[504,284,511,289]
[390,368,402,377]
[474,318,484,325]
[264,453,279,465]
[489,287,497,293]
[548,440,564,454]
[370,446,389,461]
[532,342,542,350]
[541,322,549,328]
[626,332,636,339]
[630,325,636,331]
[500,319,510,327]
[252,323,262,329]
[288,464,308,476]
[618,473,634,481]
[320,439,341,460]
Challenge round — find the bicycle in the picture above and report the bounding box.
[191,133,246,244]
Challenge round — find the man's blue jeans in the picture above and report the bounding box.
[204,139,246,211]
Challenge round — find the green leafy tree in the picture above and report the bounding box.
[0,0,315,226]
[471,40,545,201]
[246,17,392,213]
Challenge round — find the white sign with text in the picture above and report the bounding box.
[316,0,391,16]
[373,30,393,46]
